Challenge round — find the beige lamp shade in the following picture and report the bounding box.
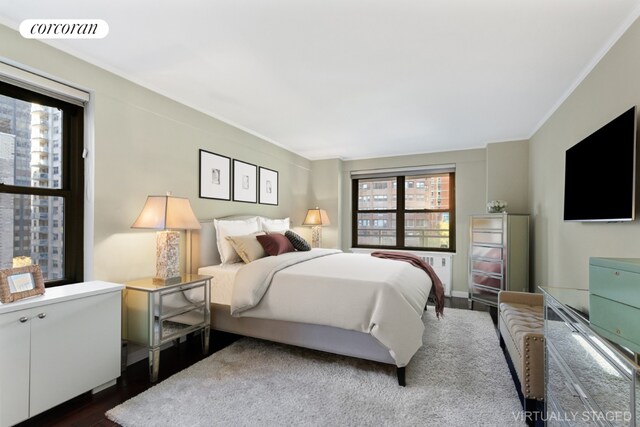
[131,195,201,230]
[131,194,200,282]
[303,207,330,249]
[302,207,330,226]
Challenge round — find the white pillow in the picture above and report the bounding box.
[214,217,260,264]
[260,217,290,233]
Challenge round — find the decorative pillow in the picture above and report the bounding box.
[226,232,267,264]
[256,233,295,256]
[285,230,311,251]
[260,217,290,233]
[214,217,260,264]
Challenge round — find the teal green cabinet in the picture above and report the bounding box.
[589,257,640,354]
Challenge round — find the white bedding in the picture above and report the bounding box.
[231,249,432,367]
[198,263,242,305]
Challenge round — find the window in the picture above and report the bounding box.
[0,81,84,286]
[352,169,455,251]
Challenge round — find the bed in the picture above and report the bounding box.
[189,216,439,385]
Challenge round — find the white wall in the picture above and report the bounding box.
[529,16,640,292]
[309,158,342,249]
[486,140,529,214]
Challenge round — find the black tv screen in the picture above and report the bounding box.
[563,106,637,222]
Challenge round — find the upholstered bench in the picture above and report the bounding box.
[498,291,544,419]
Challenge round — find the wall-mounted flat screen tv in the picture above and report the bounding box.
[563,106,637,222]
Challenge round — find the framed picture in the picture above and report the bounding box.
[233,160,257,203]
[199,149,231,200]
[0,265,45,304]
[259,167,278,206]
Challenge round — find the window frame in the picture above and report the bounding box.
[0,81,84,287]
[351,172,456,252]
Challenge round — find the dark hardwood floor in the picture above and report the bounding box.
[16,297,491,427]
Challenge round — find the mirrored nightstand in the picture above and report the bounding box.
[123,274,211,382]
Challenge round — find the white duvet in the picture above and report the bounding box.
[231,249,432,367]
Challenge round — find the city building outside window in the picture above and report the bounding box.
[352,170,455,252]
[0,81,84,286]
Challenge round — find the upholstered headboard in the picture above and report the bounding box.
[188,215,273,273]
[189,219,216,273]
[189,215,252,272]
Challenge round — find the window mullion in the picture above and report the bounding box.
[397,176,405,248]
[63,105,84,283]
[352,179,359,248]
[0,185,71,198]
[356,209,396,214]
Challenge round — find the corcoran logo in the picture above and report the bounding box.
[19,19,109,39]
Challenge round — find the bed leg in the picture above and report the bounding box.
[397,367,406,387]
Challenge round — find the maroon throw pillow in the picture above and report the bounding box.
[256,233,296,256]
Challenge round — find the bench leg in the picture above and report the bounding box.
[396,367,406,387]
[524,398,543,427]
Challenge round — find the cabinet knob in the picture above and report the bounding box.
[19,316,29,323]
[37,313,46,319]
[614,271,620,276]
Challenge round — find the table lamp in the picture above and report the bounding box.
[302,207,330,248]
[131,193,201,283]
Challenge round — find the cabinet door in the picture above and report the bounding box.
[0,309,32,427]
[29,292,121,417]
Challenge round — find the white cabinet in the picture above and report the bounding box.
[0,307,31,426]
[0,281,123,427]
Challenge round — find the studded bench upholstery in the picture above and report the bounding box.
[498,291,544,406]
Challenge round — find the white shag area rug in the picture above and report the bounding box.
[106,308,524,426]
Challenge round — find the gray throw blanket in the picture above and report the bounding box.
[371,251,445,318]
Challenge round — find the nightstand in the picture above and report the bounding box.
[123,274,211,382]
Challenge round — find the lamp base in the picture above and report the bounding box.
[311,226,322,248]
[155,230,181,282]
[152,276,182,285]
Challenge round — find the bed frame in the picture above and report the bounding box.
[189,217,407,386]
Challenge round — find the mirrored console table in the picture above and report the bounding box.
[541,286,639,426]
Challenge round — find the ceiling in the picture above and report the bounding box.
[1,1,640,160]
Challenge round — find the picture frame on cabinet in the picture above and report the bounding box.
[0,265,45,303]
[199,149,231,201]
[259,167,278,206]
[232,159,257,203]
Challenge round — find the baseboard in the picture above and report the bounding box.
[126,343,150,366]
[451,290,468,299]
